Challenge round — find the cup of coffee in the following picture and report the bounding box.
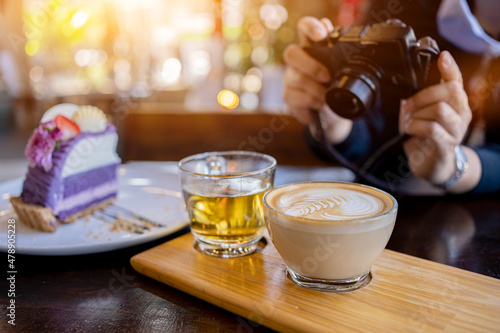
[178,151,276,258]
[263,181,397,292]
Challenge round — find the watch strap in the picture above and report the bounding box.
[437,146,469,189]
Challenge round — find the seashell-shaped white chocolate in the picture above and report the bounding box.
[41,103,80,122]
[72,105,107,133]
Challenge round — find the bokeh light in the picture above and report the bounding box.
[251,45,269,65]
[74,49,107,67]
[223,73,242,91]
[223,11,244,29]
[20,0,294,109]
[71,11,90,28]
[217,89,239,109]
[188,50,211,77]
[241,73,262,93]
[259,4,288,30]
[161,58,182,84]
[240,92,259,110]
[248,23,266,41]
[29,66,44,83]
[224,43,242,68]
[25,40,40,56]
[247,67,263,79]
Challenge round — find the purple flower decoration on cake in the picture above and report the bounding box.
[25,121,64,172]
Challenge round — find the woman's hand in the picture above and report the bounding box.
[400,51,481,192]
[282,16,353,144]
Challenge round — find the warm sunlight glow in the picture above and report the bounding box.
[71,11,90,28]
[21,0,293,107]
[25,40,40,56]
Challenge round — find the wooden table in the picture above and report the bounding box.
[2,164,500,332]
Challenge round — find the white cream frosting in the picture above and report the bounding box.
[62,132,121,178]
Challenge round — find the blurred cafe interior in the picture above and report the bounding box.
[0,0,363,178]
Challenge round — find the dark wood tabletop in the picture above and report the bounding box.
[2,164,500,332]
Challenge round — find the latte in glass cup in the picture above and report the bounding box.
[263,182,397,292]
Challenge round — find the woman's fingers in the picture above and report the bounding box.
[284,66,328,102]
[297,16,331,45]
[283,44,330,83]
[320,18,334,35]
[283,67,326,125]
[404,117,456,146]
[438,51,463,85]
[283,84,324,113]
[403,81,469,118]
[283,34,332,124]
[401,101,463,140]
[400,51,471,152]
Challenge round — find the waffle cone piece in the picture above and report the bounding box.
[10,196,60,232]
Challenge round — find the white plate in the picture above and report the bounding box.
[0,162,189,256]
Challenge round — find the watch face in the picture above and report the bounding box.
[455,146,468,173]
[438,146,469,189]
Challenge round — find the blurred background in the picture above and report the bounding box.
[0,0,368,178]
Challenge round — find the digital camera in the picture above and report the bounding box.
[305,19,440,119]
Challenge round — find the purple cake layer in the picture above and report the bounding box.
[57,190,117,221]
[21,162,119,209]
[20,124,119,220]
[62,164,119,198]
[54,177,118,215]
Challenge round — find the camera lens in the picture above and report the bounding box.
[326,67,379,119]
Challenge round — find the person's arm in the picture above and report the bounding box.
[306,116,369,163]
[305,97,389,164]
[468,144,500,194]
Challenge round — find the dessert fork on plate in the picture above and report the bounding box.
[94,205,164,234]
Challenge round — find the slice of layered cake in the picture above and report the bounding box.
[10,104,121,232]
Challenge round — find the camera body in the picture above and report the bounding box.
[305,19,440,119]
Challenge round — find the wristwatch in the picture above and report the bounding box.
[437,146,469,189]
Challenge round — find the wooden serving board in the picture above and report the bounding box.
[131,233,500,332]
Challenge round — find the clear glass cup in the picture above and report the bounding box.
[178,151,276,258]
[263,181,397,292]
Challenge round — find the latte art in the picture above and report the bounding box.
[266,182,393,221]
[279,189,386,220]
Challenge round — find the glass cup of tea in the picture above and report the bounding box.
[263,181,397,292]
[178,151,277,258]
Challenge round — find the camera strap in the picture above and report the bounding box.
[309,110,409,195]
